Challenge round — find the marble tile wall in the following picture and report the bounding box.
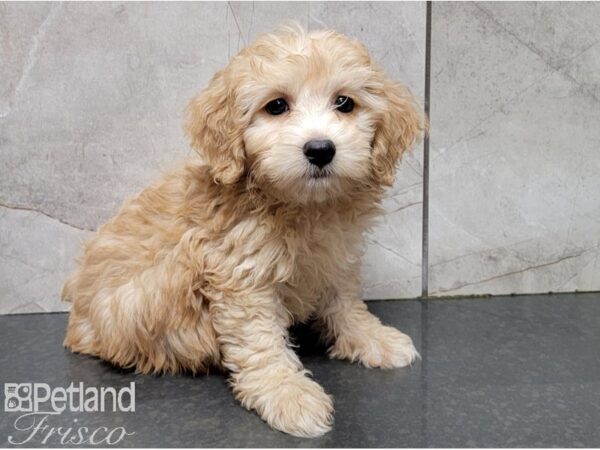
[429,2,600,296]
[2,2,599,314]
[0,2,425,313]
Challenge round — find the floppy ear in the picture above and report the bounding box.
[372,78,426,186]
[185,70,246,185]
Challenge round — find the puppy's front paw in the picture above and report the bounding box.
[330,325,419,369]
[257,372,333,438]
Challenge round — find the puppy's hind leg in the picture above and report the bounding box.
[210,289,333,438]
[63,231,219,375]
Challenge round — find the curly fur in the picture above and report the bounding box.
[62,25,425,438]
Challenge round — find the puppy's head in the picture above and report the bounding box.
[186,25,425,202]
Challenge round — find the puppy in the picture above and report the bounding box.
[62,25,425,438]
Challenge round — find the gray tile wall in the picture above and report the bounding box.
[1,2,598,314]
[429,2,600,296]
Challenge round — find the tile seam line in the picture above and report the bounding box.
[421,0,432,298]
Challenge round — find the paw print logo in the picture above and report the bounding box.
[4,383,32,412]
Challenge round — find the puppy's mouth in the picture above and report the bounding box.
[308,167,332,179]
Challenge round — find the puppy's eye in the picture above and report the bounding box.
[265,98,289,115]
[334,96,354,113]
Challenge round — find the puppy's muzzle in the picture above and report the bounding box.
[303,139,336,169]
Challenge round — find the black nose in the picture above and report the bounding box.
[303,139,336,168]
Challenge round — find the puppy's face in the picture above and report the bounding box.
[240,35,381,203]
[186,27,424,203]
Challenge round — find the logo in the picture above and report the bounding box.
[4,383,33,412]
[3,382,136,446]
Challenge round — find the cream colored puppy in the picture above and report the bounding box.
[62,25,425,438]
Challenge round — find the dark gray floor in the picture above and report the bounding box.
[1,293,600,447]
